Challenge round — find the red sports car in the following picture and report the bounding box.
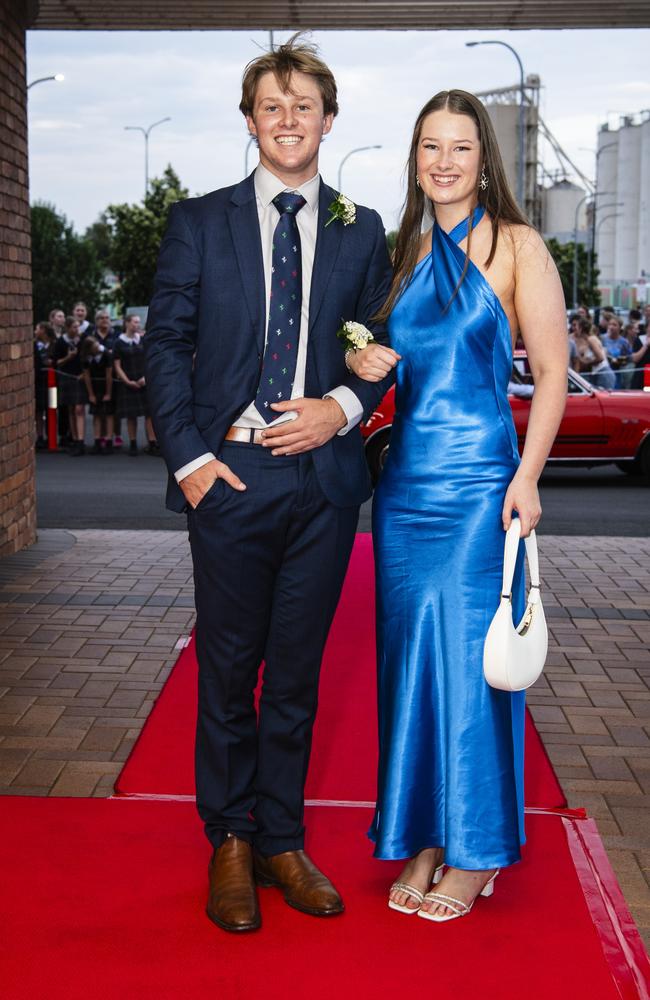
[361,353,650,485]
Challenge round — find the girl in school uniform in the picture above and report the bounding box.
[112,322,159,456]
[80,334,114,454]
[52,316,88,455]
[33,321,56,449]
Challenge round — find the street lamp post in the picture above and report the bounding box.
[595,212,623,294]
[596,212,622,234]
[124,117,171,199]
[244,135,256,176]
[572,191,614,309]
[337,145,382,193]
[466,40,525,208]
[587,142,617,288]
[27,74,64,91]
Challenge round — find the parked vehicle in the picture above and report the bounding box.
[361,351,650,485]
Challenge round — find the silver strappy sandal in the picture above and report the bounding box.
[417,870,499,923]
[388,865,444,915]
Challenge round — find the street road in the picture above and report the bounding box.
[36,447,648,536]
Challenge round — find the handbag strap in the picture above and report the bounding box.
[501,520,541,597]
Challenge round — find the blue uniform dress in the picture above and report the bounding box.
[370,208,526,870]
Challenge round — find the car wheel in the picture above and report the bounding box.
[365,429,391,486]
[616,459,642,476]
[640,439,650,485]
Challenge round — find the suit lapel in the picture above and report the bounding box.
[308,182,344,334]
[226,174,266,354]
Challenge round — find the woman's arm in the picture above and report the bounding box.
[112,357,132,386]
[502,229,568,537]
[81,368,95,402]
[588,335,606,364]
[56,347,75,368]
[345,342,401,382]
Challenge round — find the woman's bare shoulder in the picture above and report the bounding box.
[497,223,555,274]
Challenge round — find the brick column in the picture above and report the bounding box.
[0,0,36,555]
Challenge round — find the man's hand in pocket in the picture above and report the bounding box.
[180,458,247,510]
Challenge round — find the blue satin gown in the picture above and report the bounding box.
[370,207,526,870]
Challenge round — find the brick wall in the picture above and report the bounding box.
[0,0,36,556]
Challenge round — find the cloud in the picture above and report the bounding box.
[26,27,650,234]
[31,118,83,130]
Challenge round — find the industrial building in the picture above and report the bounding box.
[595,112,650,304]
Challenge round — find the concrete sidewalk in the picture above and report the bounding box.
[0,530,649,947]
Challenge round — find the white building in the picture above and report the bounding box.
[596,113,650,285]
[541,180,587,244]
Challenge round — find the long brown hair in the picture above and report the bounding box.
[376,89,528,324]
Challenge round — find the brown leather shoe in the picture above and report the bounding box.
[206,834,261,932]
[254,849,344,917]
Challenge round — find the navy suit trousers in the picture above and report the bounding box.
[189,441,359,856]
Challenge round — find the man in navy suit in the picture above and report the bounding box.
[145,35,397,933]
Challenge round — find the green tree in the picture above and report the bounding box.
[30,201,105,323]
[105,166,189,312]
[84,212,114,270]
[545,238,601,309]
[386,230,398,254]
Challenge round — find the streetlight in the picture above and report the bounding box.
[466,40,525,207]
[596,212,622,234]
[124,117,171,199]
[572,191,614,309]
[588,142,617,287]
[27,74,64,91]
[244,135,256,176]
[337,145,382,192]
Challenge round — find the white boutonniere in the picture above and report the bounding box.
[326,193,356,228]
[337,320,375,353]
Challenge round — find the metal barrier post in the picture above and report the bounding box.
[47,368,58,451]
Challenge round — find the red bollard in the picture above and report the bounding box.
[47,368,58,451]
[644,365,650,392]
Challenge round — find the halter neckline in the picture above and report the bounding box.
[445,205,485,245]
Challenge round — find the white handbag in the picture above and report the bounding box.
[483,519,548,692]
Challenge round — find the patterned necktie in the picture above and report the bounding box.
[255,191,306,423]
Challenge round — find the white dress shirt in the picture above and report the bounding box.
[175,163,363,483]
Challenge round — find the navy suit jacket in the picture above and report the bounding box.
[145,173,395,513]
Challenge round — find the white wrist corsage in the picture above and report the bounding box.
[337,321,375,372]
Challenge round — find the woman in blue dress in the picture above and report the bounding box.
[347,90,567,922]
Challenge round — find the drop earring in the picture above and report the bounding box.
[415,175,421,188]
[479,170,489,191]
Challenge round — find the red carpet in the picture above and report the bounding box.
[1,797,647,1000]
[115,535,567,809]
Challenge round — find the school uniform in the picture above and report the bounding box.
[33,340,51,412]
[114,334,149,418]
[83,347,114,416]
[53,334,88,406]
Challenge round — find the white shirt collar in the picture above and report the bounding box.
[254,162,320,214]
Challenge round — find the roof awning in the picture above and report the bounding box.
[29,0,650,30]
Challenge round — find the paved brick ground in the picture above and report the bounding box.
[1,530,649,947]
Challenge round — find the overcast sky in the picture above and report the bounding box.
[26,28,650,234]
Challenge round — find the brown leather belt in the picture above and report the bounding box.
[224,425,266,445]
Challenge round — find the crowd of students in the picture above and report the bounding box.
[34,299,649,457]
[33,302,160,456]
[568,304,650,391]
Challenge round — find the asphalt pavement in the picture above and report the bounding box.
[35,443,648,535]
